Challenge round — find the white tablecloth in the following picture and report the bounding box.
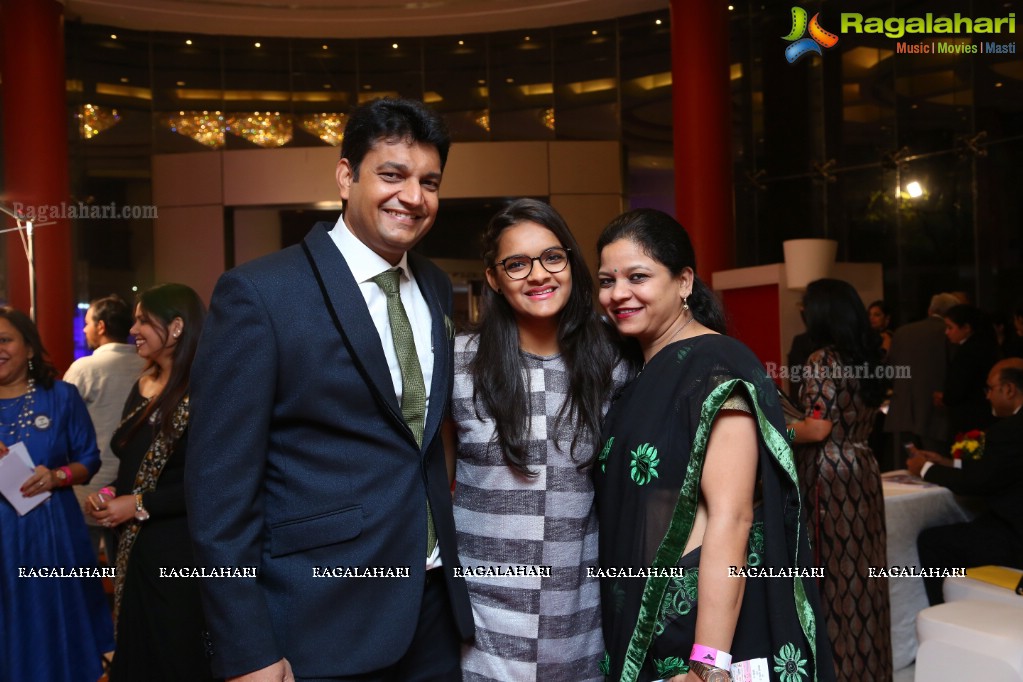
[882,472,975,671]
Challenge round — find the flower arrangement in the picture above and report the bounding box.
[950,429,985,468]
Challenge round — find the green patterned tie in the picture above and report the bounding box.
[370,268,437,556]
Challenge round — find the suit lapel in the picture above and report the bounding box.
[409,252,448,452]
[302,223,406,433]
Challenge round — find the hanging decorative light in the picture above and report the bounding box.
[298,113,346,146]
[165,110,226,148]
[542,107,555,131]
[79,104,120,139]
[227,111,293,148]
[474,109,491,132]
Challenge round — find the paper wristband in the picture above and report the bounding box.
[691,644,732,670]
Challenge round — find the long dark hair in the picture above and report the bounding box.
[470,198,618,476]
[130,284,206,439]
[802,279,886,407]
[0,307,57,389]
[596,209,727,359]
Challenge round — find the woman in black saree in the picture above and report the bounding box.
[593,209,835,682]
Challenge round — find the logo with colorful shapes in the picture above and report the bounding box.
[783,7,839,63]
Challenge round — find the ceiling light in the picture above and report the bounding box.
[392,43,399,49]
[185,39,192,45]
[655,19,662,25]
[254,42,261,48]
[110,34,117,40]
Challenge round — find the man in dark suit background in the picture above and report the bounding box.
[186,98,473,681]
[908,357,1023,604]
[884,292,960,459]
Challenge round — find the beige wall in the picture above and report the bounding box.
[152,141,623,303]
[152,205,224,303]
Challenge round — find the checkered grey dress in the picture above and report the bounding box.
[452,334,609,682]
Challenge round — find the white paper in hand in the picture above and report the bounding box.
[0,442,51,516]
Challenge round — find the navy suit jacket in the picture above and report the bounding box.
[923,409,1023,544]
[185,222,473,679]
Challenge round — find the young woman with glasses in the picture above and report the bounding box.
[448,198,626,681]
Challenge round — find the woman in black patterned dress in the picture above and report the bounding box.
[85,284,213,681]
[789,278,891,682]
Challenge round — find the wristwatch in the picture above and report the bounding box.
[53,468,68,485]
[134,493,150,522]
[689,661,731,682]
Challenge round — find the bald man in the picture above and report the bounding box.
[908,358,1023,604]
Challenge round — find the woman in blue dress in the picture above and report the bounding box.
[0,306,115,682]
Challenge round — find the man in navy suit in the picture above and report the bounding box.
[186,98,473,681]
[908,357,1023,604]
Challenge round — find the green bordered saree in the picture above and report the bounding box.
[594,335,835,682]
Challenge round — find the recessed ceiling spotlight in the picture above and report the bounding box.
[185,39,193,45]
[392,43,399,49]
[110,34,118,40]
[254,42,261,48]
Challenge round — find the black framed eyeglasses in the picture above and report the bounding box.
[495,247,571,280]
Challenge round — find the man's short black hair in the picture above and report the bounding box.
[340,98,450,180]
[90,294,133,341]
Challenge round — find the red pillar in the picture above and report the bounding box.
[1,0,73,371]
[669,0,734,278]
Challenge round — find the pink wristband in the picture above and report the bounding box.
[691,644,732,670]
[59,466,73,487]
[99,487,115,498]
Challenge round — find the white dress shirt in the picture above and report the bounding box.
[329,215,441,567]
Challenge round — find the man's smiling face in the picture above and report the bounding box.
[336,137,443,265]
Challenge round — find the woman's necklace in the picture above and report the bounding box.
[641,314,696,372]
[665,313,695,346]
[0,379,37,442]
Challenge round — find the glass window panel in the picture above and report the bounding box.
[553,19,618,140]
[357,38,424,103]
[423,34,490,142]
[488,28,554,140]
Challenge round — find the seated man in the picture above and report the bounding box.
[907,358,1023,604]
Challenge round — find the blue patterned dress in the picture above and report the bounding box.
[0,381,115,682]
